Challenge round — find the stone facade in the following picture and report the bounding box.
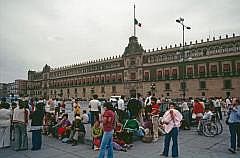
[27,34,240,99]
[0,83,8,97]
[6,80,28,97]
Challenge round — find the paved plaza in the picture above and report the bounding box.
[0,121,239,158]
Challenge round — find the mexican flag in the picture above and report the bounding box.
[134,18,141,27]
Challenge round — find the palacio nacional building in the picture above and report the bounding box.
[27,34,240,99]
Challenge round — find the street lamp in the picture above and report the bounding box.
[150,83,156,95]
[176,17,191,99]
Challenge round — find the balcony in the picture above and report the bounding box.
[210,72,218,77]
[198,73,206,78]
[185,74,193,79]
[222,72,232,77]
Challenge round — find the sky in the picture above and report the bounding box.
[0,0,240,83]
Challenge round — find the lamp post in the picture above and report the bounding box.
[150,83,156,96]
[176,17,191,99]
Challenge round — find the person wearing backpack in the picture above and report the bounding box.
[98,102,115,158]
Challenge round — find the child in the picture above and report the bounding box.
[92,120,102,150]
[81,110,89,124]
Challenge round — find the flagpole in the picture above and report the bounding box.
[134,4,136,37]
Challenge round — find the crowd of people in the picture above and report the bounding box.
[0,93,239,157]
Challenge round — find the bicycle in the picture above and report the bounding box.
[197,118,218,137]
[211,113,223,135]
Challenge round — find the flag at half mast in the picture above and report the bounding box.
[134,18,141,27]
[133,4,141,37]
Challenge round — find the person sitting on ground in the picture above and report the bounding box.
[57,114,71,140]
[113,133,133,150]
[69,115,86,146]
[112,126,134,152]
[92,120,102,150]
[81,110,89,124]
[112,141,127,152]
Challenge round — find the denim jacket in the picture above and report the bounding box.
[228,105,240,123]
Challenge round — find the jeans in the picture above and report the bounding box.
[215,107,222,120]
[32,130,42,150]
[152,115,159,139]
[238,124,240,148]
[182,111,190,128]
[163,127,179,157]
[13,123,28,150]
[0,126,11,148]
[98,130,113,158]
[229,123,240,150]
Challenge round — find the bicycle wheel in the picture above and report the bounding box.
[202,122,218,137]
[215,121,223,135]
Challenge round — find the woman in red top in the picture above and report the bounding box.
[193,99,204,123]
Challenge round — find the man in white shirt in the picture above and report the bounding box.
[179,99,190,130]
[214,97,222,120]
[89,94,101,126]
[117,96,125,111]
[226,97,232,108]
[144,91,152,120]
[117,95,125,122]
[144,91,152,107]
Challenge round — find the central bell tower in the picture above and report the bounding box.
[122,36,144,98]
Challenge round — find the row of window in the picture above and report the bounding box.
[143,62,240,81]
[33,79,232,98]
[49,86,117,97]
[164,80,232,90]
[49,62,121,78]
[48,75,123,88]
[163,91,231,97]
[27,73,124,89]
[29,90,42,96]
[146,43,240,64]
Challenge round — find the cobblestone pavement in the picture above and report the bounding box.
[0,120,239,158]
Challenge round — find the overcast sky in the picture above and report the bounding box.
[0,0,240,83]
